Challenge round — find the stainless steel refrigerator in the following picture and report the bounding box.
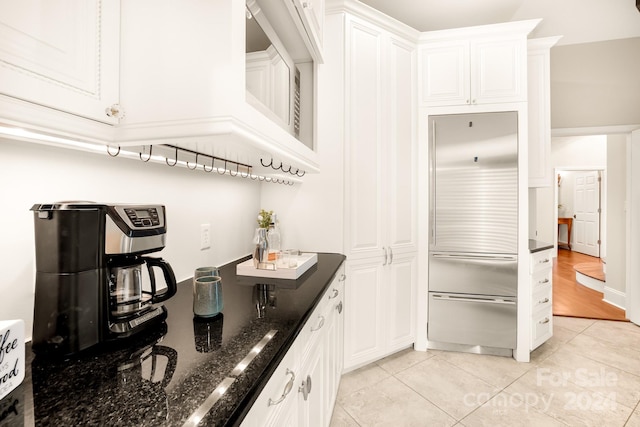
[428,111,518,351]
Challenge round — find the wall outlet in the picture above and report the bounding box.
[200,224,211,250]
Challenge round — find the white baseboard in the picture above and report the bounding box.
[576,271,605,293]
[603,286,626,310]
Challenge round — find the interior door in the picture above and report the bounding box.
[572,171,601,257]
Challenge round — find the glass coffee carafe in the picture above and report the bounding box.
[108,256,177,318]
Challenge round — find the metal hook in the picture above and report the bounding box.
[282,164,292,173]
[273,161,283,171]
[250,174,258,180]
[240,166,250,178]
[296,169,306,177]
[217,159,227,175]
[186,152,198,170]
[260,158,272,168]
[229,163,239,177]
[203,156,214,172]
[166,146,178,166]
[139,145,152,162]
[288,181,295,186]
[107,145,120,157]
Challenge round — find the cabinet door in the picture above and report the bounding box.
[298,337,325,427]
[292,0,324,62]
[528,41,555,187]
[387,36,418,254]
[344,17,385,261]
[385,252,418,351]
[324,273,344,419]
[471,37,526,104]
[344,257,385,370]
[0,0,120,124]
[419,41,469,106]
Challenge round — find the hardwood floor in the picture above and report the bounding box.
[553,248,627,321]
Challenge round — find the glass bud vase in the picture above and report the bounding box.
[253,228,269,267]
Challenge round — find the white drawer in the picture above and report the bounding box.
[531,284,552,314]
[299,267,345,360]
[530,268,552,290]
[531,308,553,350]
[530,249,553,274]
[243,340,298,427]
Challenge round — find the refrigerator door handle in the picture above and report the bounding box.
[431,294,517,305]
[431,253,517,262]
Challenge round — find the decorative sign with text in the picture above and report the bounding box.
[0,320,25,401]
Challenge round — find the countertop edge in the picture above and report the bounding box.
[227,253,346,426]
[529,239,554,253]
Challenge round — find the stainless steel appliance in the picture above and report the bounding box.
[31,202,177,357]
[428,112,518,354]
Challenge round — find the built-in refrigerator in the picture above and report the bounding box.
[428,111,518,352]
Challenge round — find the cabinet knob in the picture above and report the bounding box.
[336,301,343,314]
[339,274,346,282]
[329,288,339,299]
[105,104,125,119]
[299,375,312,401]
[538,297,550,304]
[539,317,550,325]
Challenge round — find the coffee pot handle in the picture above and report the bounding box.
[144,257,178,303]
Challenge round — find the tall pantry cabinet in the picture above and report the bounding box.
[325,3,419,371]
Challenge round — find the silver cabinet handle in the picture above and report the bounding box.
[336,301,343,314]
[538,278,550,284]
[389,247,393,264]
[299,375,312,401]
[539,258,550,264]
[329,288,339,299]
[382,247,388,266]
[539,317,550,325]
[268,369,295,406]
[538,297,550,304]
[339,274,346,282]
[310,315,325,332]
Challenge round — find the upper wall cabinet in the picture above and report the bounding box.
[288,0,325,63]
[0,0,120,124]
[0,0,320,177]
[528,36,562,188]
[418,20,540,107]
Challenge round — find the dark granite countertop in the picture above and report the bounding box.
[529,239,553,253]
[4,252,345,427]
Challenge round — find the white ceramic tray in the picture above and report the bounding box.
[236,252,318,280]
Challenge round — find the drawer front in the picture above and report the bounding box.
[243,342,298,427]
[531,308,553,350]
[530,250,553,274]
[531,284,552,313]
[530,268,552,290]
[300,267,345,360]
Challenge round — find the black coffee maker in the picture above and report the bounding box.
[31,202,177,357]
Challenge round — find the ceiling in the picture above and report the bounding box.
[358,0,640,45]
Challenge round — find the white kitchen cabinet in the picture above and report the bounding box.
[530,248,553,350]
[289,0,325,63]
[419,20,540,107]
[341,14,418,371]
[0,0,120,124]
[528,37,562,188]
[241,267,345,427]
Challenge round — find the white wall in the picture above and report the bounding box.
[0,138,261,340]
[551,38,640,129]
[606,134,627,294]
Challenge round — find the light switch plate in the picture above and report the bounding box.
[200,224,211,250]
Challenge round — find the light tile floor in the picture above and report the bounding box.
[330,316,640,427]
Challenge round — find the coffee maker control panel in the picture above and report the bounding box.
[124,207,161,228]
